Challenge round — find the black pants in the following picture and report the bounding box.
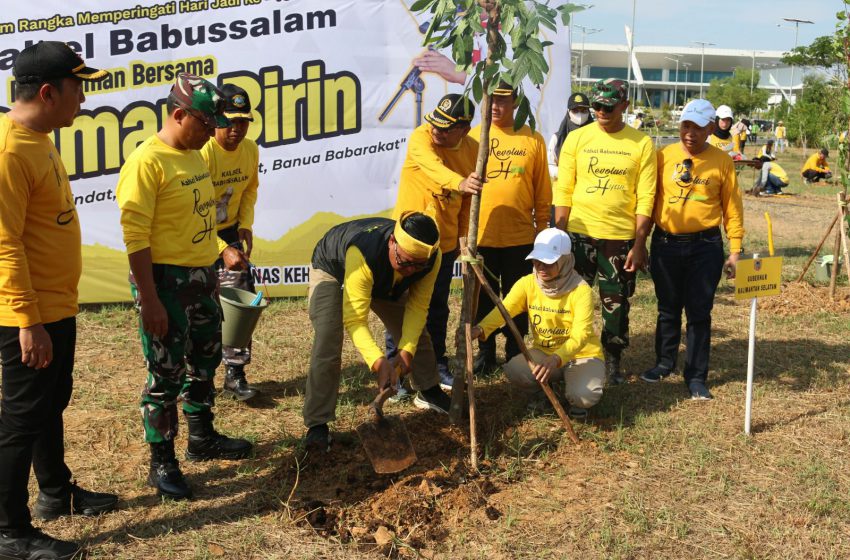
[650,230,724,385]
[385,250,458,365]
[475,245,533,361]
[802,169,832,183]
[0,317,75,532]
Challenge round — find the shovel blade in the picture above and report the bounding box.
[356,414,417,474]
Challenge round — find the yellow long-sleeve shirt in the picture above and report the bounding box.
[342,246,441,369]
[775,126,786,139]
[0,115,81,327]
[470,123,551,247]
[116,135,219,267]
[478,274,603,365]
[802,153,830,174]
[554,123,657,240]
[200,137,260,254]
[654,143,744,252]
[393,124,477,253]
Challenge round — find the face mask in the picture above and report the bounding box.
[569,109,589,125]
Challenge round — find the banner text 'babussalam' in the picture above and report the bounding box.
[29,60,361,181]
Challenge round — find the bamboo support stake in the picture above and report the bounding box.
[830,214,842,299]
[839,193,850,288]
[796,213,840,283]
[468,260,579,445]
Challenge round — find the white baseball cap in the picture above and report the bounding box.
[526,228,572,264]
[679,99,716,127]
[716,104,733,120]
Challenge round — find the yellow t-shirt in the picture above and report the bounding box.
[116,135,219,267]
[802,153,830,174]
[477,274,603,365]
[775,126,786,139]
[654,142,744,252]
[393,124,478,253]
[707,132,741,155]
[200,137,260,254]
[554,123,657,240]
[0,115,81,327]
[469,123,551,247]
[341,246,441,368]
[768,162,789,184]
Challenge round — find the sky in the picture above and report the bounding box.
[571,0,841,52]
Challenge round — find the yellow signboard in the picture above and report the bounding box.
[734,256,783,300]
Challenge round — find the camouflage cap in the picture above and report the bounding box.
[169,73,230,128]
[590,78,629,107]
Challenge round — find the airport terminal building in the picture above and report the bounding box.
[572,43,824,108]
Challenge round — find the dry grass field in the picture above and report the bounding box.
[29,147,850,559]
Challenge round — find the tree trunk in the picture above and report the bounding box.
[449,1,500,426]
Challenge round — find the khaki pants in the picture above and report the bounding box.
[504,348,605,409]
[303,267,439,428]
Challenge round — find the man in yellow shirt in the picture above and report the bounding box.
[391,94,481,392]
[200,84,260,402]
[117,74,252,501]
[553,78,657,385]
[0,42,119,560]
[470,83,552,374]
[641,99,744,400]
[303,213,445,450]
[774,121,787,153]
[801,148,832,184]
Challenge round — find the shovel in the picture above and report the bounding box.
[356,368,417,474]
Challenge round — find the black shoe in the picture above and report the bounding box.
[437,360,454,392]
[688,381,713,401]
[148,441,192,500]
[472,353,499,377]
[33,482,118,521]
[605,351,626,386]
[304,424,332,452]
[223,365,258,401]
[0,528,81,560]
[640,365,672,383]
[413,385,451,414]
[185,411,253,461]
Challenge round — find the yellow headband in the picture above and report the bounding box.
[393,212,439,260]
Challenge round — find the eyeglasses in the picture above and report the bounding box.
[678,158,694,184]
[591,102,616,113]
[393,241,429,270]
[175,101,218,129]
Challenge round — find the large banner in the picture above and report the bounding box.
[0,0,570,302]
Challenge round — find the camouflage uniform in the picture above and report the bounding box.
[568,233,635,353]
[131,265,221,443]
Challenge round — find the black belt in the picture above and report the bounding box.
[653,226,720,243]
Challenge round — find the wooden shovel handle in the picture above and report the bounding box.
[368,364,406,422]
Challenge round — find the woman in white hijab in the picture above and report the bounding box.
[471,228,605,418]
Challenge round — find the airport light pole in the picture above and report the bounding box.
[575,25,602,87]
[569,4,594,88]
[692,41,715,98]
[682,62,692,101]
[779,17,814,104]
[665,55,681,105]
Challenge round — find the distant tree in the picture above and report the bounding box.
[785,75,844,150]
[782,35,847,83]
[705,68,769,116]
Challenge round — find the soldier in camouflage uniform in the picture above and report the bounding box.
[553,79,657,384]
[117,73,252,501]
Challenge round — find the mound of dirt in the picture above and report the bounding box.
[758,282,850,316]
